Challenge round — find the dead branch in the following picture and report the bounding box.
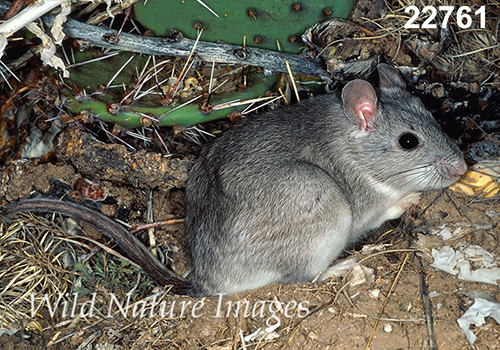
[41,14,327,78]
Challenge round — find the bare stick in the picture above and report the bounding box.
[41,15,326,77]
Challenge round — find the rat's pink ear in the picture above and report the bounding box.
[341,80,378,132]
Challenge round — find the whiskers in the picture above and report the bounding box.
[368,162,439,193]
[375,155,464,193]
[341,162,448,216]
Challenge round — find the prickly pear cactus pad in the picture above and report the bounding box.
[133,1,353,54]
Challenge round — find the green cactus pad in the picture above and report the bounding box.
[66,51,143,95]
[134,1,353,54]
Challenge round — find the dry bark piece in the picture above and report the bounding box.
[55,127,192,189]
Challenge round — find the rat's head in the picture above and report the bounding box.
[341,64,467,193]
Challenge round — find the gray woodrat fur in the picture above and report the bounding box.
[184,63,466,296]
[3,64,467,297]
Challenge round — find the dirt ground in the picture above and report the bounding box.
[1,120,500,350]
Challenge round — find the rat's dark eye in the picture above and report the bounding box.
[399,132,420,150]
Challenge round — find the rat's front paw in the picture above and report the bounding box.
[400,192,421,211]
[386,192,421,220]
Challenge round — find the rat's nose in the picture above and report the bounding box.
[436,157,467,179]
[452,160,467,178]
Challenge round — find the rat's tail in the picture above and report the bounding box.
[2,198,191,295]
